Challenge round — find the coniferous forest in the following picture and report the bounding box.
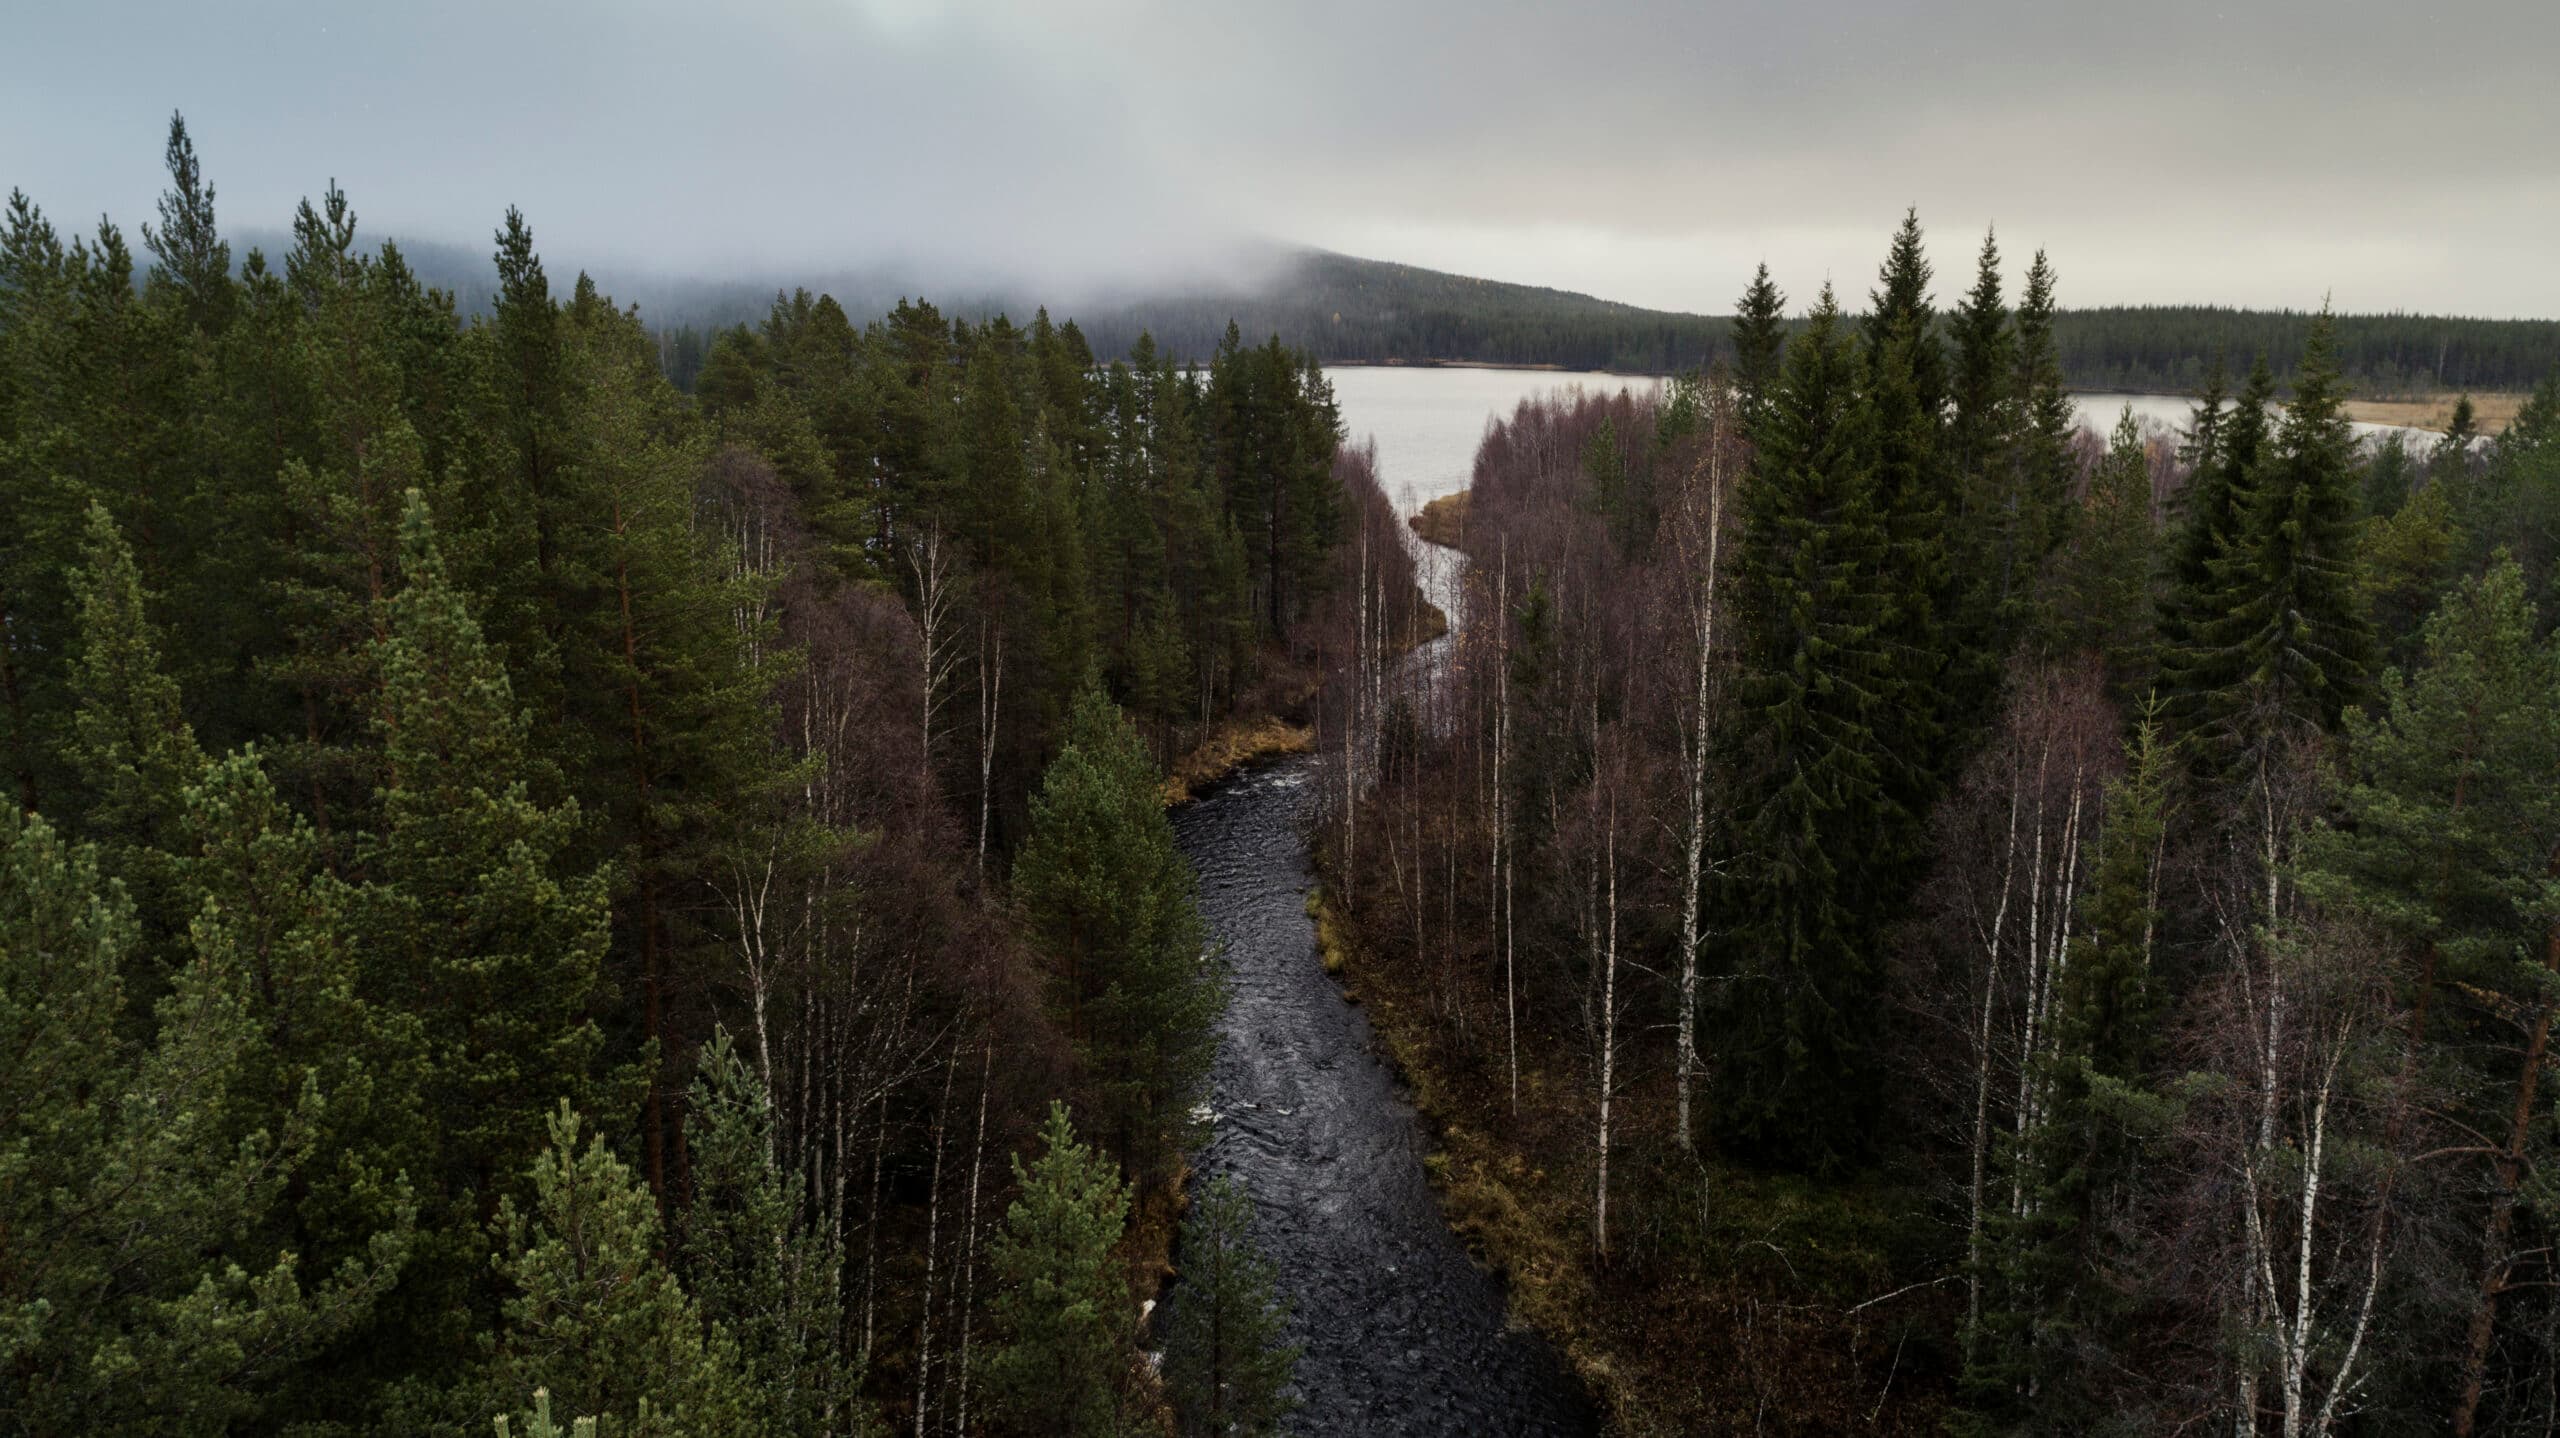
[0,117,1365,1435]
[10,113,2560,1438]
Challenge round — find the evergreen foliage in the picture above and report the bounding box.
[1015,682,1223,1183]
[0,803,410,1433]
[1720,285,1903,1170]
[2051,407,2161,679]
[2190,310,2375,756]
[1162,1175,1299,1438]
[987,1104,1133,1438]
[481,1103,757,1436]
[1731,262,1788,440]
[676,1031,867,1435]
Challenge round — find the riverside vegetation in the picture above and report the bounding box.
[1315,213,2560,1433]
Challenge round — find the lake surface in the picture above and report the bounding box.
[1326,367,1656,516]
[1326,366,2442,519]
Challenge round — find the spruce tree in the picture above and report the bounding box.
[1719,285,1899,1170]
[986,1103,1133,1438]
[1864,208,1947,425]
[1867,320,1958,801]
[2051,407,2160,682]
[1946,229,2014,499]
[2193,310,2375,752]
[2361,429,2419,517]
[1163,1175,1299,1437]
[1730,262,1787,441]
[1998,249,2077,637]
[1983,702,2176,1423]
[2157,357,2275,749]
[2432,393,2480,492]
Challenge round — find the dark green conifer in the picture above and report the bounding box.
[2157,357,2275,746]
[1163,1175,1300,1437]
[1014,683,1222,1182]
[2051,408,2160,681]
[1718,285,1899,1170]
[1730,262,1787,440]
[352,493,621,1367]
[2192,310,2375,754]
[0,802,409,1432]
[677,1030,866,1435]
[986,1103,1133,1438]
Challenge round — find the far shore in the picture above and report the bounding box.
[1328,361,2527,437]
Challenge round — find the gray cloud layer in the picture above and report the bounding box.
[6,0,2554,315]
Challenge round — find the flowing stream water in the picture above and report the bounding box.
[1171,754,1595,1435]
[1158,368,1606,1433]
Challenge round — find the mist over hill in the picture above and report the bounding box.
[245,228,2560,394]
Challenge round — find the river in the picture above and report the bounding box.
[1159,368,1600,1434]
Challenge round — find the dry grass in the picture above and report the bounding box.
[1160,714,1312,806]
[1409,491,1470,549]
[1306,890,1351,977]
[2343,391,2526,435]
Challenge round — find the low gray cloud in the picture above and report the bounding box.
[6,0,2553,315]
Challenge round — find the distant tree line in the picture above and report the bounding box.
[306,237,2560,397]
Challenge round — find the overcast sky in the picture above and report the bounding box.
[6,0,2555,316]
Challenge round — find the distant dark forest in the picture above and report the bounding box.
[322,236,2560,397]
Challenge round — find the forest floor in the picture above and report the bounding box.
[2343,390,2526,435]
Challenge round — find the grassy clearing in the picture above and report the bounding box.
[2343,391,2525,435]
[1160,715,1313,806]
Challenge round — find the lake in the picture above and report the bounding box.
[1326,366,2440,519]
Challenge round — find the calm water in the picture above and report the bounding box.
[1325,366,2442,519]
[1325,366,1657,516]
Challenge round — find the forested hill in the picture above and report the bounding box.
[326,234,2560,396]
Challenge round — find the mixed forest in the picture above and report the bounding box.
[1315,212,2560,1433]
[0,116,1363,1435]
[15,109,2560,1438]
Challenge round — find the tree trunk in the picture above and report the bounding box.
[2452,869,2560,1436]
